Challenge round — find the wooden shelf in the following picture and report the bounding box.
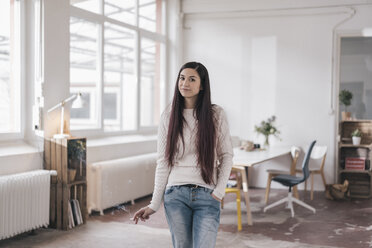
[339,120,372,198]
[44,137,87,230]
[339,169,372,174]
[340,120,372,123]
[349,181,371,186]
[340,143,372,148]
[68,180,87,186]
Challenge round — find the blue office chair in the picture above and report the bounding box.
[263,140,317,217]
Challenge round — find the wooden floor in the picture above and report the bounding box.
[1,188,372,248]
[88,187,372,248]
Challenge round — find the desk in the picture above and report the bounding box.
[232,146,291,225]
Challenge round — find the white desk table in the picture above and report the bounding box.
[232,146,291,225]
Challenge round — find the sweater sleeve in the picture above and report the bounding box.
[212,108,234,200]
[148,112,171,212]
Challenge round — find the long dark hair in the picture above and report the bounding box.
[165,62,217,185]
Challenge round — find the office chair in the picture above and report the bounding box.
[263,140,317,217]
[296,145,327,200]
[265,146,301,204]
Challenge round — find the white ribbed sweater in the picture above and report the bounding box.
[148,105,234,212]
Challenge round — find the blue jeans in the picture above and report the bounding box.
[164,185,221,248]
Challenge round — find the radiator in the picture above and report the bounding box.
[0,170,57,240]
[87,153,157,215]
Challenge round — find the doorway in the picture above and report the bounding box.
[339,37,372,120]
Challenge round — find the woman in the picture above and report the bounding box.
[133,62,233,248]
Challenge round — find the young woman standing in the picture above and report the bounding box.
[133,62,233,248]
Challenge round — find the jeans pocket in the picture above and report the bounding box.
[211,193,221,203]
[209,192,221,204]
[164,187,174,195]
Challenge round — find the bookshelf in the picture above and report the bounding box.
[44,137,87,230]
[338,120,372,198]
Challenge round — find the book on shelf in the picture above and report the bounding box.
[75,199,83,224]
[345,157,366,171]
[70,199,83,226]
[68,201,75,229]
[70,199,78,226]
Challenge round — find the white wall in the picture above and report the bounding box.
[0,146,43,176]
[42,0,71,139]
[181,0,372,189]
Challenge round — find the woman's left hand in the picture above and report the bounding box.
[211,193,222,202]
[132,207,155,224]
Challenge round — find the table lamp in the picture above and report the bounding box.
[48,92,84,139]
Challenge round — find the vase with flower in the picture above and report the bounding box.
[254,115,281,147]
[351,128,362,145]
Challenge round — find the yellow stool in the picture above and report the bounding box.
[224,188,242,231]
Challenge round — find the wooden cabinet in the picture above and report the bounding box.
[44,137,87,230]
[338,120,372,198]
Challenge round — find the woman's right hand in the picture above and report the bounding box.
[132,206,155,224]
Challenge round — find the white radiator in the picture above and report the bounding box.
[0,170,57,240]
[87,153,157,215]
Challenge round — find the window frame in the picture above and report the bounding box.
[0,0,25,141]
[69,1,167,138]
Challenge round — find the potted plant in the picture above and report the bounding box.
[68,139,86,180]
[351,128,362,145]
[254,115,281,147]
[339,90,353,120]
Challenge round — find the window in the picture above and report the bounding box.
[70,0,166,135]
[70,17,99,129]
[104,22,136,131]
[0,0,21,135]
[105,0,136,26]
[139,0,163,33]
[140,38,164,127]
[71,0,100,14]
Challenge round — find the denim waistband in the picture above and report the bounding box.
[168,184,213,193]
[181,184,201,189]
